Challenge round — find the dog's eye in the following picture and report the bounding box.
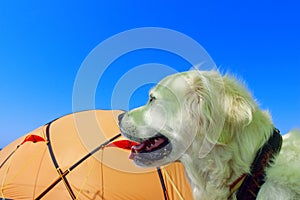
[149,95,156,103]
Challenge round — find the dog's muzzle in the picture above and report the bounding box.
[118,113,172,166]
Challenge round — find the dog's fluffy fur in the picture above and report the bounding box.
[119,70,300,199]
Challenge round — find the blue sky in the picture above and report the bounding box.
[0,0,299,148]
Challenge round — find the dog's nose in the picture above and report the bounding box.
[118,112,125,122]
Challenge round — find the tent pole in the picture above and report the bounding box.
[35,133,121,200]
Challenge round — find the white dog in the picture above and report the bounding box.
[118,70,300,199]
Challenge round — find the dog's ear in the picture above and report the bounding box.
[220,76,255,144]
[224,95,254,126]
[185,71,229,146]
[185,72,255,147]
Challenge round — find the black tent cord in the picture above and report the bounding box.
[157,167,169,200]
[35,121,121,200]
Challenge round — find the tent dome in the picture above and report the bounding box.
[0,110,192,200]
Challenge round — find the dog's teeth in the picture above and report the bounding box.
[132,146,138,153]
[152,139,158,146]
[150,139,155,145]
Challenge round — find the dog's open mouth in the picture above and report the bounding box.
[129,134,170,159]
[120,131,172,163]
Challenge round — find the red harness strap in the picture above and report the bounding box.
[230,174,247,194]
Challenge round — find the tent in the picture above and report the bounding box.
[0,110,192,199]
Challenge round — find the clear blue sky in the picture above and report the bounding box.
[0,0,299,148]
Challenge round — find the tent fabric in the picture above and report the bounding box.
[0,110,193,200]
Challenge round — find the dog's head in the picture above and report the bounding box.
[118,70,256,167]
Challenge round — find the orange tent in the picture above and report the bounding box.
[0,110,192,200]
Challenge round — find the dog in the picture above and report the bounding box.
[118,70,300,199]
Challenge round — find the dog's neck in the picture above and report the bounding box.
[180,144,235,199]
[180,111,275,200]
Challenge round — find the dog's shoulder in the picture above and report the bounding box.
[265,130,300,196]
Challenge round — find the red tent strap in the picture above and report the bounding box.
[0,135,46,169]
[106,140,139,150]
[20,134,46,145]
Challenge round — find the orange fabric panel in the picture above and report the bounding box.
[0,110,192,200]
[163,163,193,200]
